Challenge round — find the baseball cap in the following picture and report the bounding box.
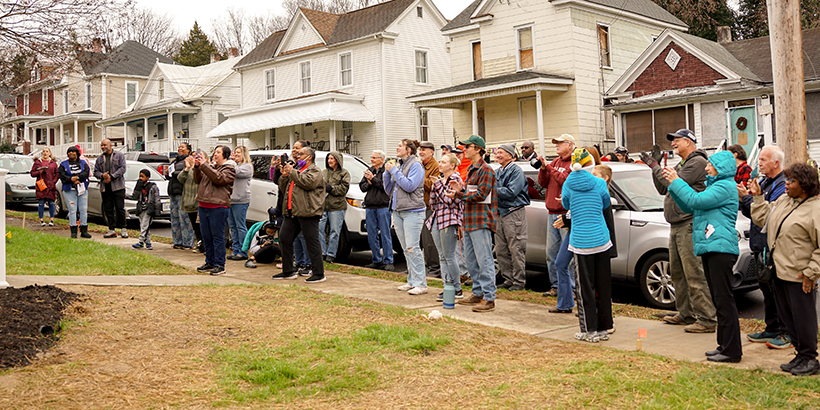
[614,146,628,155]
[552,134,576,145]
[441,144,454,151]
[458,135,486,149]
[452,146,464,154]
[666,129,697,143]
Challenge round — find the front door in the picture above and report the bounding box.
[730,106,756,157]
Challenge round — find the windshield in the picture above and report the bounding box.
[612,169,665,211]
[0,156,34,174]
[123,164,164,181]
[315,154,368,187]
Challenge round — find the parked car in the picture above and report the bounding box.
[124,152,171,176]
[492,161,758,309]
[55,160,170,222]
[1,154,37,204]
[248,150,371,262]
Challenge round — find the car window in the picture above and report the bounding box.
[0,156,34,174]
[611,169,665,211]
[124,164,164,181]
[251,155,273,180]
[315,154,367,184]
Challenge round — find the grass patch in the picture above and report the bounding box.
[6,210,170,244]
[6,226,192,275]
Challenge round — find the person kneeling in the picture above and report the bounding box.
[245,222,281,268]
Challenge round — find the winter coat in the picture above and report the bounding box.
[651,149,708,225]
[668,150,739,256]
[231,161,253,204]
[58,159,89,191]
[561,168,611,250]
[131,180,162,218]
[93,150,127,192]
[30,158,59,201]
[167,154,189,197]
[740,171,786,253]
[176,167,199,213]
[323,151,350,212]
[421,156,439,206]
[538,155,572,214]
[751,194,820,283]
[360,165,390,208]
[384,155,425,212]
[279,162,324,217]
[495,161,530,216]
[194,161,235,207]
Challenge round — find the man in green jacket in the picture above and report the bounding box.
[274,147,326,283]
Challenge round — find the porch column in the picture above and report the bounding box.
[231,136,237,149]
[167,111,173,152]
[123,121,127,149]
[289,126,295,147]
[329,120,337,152]
[23,121,29,146]
[45,126,50,146]
[264,129,271,149]
[471,99,479,136]
[143,117,148,151]
[535,89,545,155]
[59,123,64,145]
[73,119,78,144]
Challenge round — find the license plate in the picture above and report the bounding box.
[161,199,170,212]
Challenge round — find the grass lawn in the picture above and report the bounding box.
[0,285,818,409]
[6,226,192,276]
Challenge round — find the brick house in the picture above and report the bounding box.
[0,59,59,154]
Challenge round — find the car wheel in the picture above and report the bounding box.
[638,252,676,310]
[54,195,68,218]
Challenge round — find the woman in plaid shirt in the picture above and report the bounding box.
[427,153,465,301]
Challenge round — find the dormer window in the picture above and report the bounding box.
[417,6,423,18]
[158,78,164,100]
[31,64,40,82]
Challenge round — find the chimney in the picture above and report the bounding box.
[91,38,102,53]
[717,26,732,44]
[229,47,239,58]
[210,53,221,63]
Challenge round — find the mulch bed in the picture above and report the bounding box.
[0,285,80,368]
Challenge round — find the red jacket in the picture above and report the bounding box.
[30,159,59,201]
[537,155,572,214]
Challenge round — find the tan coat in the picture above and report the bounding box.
[279,162,324,217]
[751,194,820,283]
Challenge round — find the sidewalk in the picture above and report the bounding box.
[7,226,795,374]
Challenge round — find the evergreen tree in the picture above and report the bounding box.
[174,22,220,67]
[652,0,736,41]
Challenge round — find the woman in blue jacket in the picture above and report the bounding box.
[58,146,91,239]
[663,150,741,363]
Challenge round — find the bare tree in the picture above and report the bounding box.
[210,8,248,54]
[79,4,180,57]
[247,13,288,48]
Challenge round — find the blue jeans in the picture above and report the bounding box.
[431,222,461,287]
[366,207,393,264]
[393,210,426,288]
[319,209,346,258]
[63,189,88,226]
[38,198,55,219]
[546,213,568,289]
[556,232,576,310]
[199,206,229,268]
[228,203,249,257]
[463,228,496,301]
[294,232,309,265]
[170,196,195,248]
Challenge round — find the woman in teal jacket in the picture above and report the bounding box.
[664,149,741,363]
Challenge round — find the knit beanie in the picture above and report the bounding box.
[499,142,516,157]
[571,148,593,171]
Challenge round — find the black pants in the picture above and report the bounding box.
[280,216,323,276]
[757,253,787,335]
[102,188,126,229]
[772,276,818,360]
[574,251,613,333]
[702,252,742,358]
[187,212,202,242]
[254,244,281,264]
[421,208,441,277]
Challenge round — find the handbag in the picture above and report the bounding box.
[36,179,47,191]
[760,197,808,283]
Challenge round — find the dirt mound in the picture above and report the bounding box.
[0,285,80,368]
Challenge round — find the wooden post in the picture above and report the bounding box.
[767,0,807,166]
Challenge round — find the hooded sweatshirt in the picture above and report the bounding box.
[651,149,708,224]
[323,151,350,212]
[668,150,739,256]
[561,167,611,251]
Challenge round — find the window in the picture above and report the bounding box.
[85,82,92,109]
[419,110,429,141]
[417,6,423,18]
[23,94,29,115]
[158,78,164,100]
[300,61,311,94]
[339,53,352,87]
[264,69,275,101]
[342,121,353,140]
[472,42,483,80]
[63,90,69,114]
[598,24,611,68]
[86,125,93,142]
[42,90,48,110]
[415,50,428,84]
[125,81,138,106]
[517,26,533,70]
[31,64,40,82]
[157,122,165,140]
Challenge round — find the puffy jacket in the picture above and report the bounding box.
[93,150,127,192]
[538,155,571,214]
[495,161,530,216]
[131,180,162,218]
[562,169,611,250]
[384,155,425,212]
[231,161,253,204]
[323,151,350,212]
[360,165,390,208]
[58,159,89,191]
[279,162,324,217]
[31,159,59,201]
[668,150,739,256]
[167,154,189,197]
[651,149,708,224]
[194,162,235,207]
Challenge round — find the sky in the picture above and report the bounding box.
[134,0,475,34]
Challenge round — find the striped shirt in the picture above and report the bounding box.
[455,157,497,232]
[425,173,464,230]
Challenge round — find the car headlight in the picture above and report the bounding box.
[9,183,27,190]
[346,198,364,208]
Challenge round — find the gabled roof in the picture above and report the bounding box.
[77,41,172,77]
[234,30,287,69]
[441,0,481,32]
[723,27,820,83]
[301,7,341,42]
[154,59,237,101]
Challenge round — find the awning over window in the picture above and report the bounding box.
[207,93,375,138]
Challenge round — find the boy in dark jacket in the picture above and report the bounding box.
[131,169,162,250]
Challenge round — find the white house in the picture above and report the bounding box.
[207,0,453,157]
[408,0,687,157]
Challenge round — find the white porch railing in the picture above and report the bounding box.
[35,142,103,158]
[131,138,218,155]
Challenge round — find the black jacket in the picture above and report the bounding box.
[359,165,390,209]
[131,180,162,217]
[168,154,189,197]
[740,172,787,253]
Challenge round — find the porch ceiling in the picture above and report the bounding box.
[97,100,199,126]
[407,71,574,108]
[29,110,101,127]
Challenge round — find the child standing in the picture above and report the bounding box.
[131,169,162,250]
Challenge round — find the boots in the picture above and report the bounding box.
[80,225,92,238]
[70,226,78,239]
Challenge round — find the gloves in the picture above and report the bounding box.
[650,144,663,163]
[640,152,659,169]
[325,184,333,193]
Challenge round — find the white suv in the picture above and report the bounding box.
[247,150,370,262]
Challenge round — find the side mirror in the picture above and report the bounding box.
[611,196,627,210]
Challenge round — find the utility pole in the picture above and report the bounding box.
[767,0,806,166]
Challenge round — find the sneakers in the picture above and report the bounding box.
[227,254,247,261]
[548,306,573,314]
[305,274,326,283]
[436,289,464,301]
[132,242,145,249]
[104,230,117,238]
[121,229,129,238]
[508,285,525,291]
[48,221,54,227]
[244,260,257,269]
[596,330,609,341]
[383,264,395,272]
[397,284,414,291]
[365,262,384,269]
[766,334,793,349]
[197,263,215,272]
[684,323,716,333]
[210,266,226,276]
[173,244,184,250]
[498,281,513,289]
[272,272,298,280]
[145,243,153,250]
[781,355,805,372]
[297,265,313,277]
[747,331,780,343]
[40,221,46,227]
[324,255,334,263]
[458,294,483,305]
[472,300,495,312]
[663,314,689,325]
[791,358,820,376]
[542,288,558,297]
[574,331,602,343]
[408,287,428,295]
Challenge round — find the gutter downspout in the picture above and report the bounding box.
[380,34,387,153]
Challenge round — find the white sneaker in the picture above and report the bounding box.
[397,284,413,291]
[121,229,129,238]
[408,287,428,295]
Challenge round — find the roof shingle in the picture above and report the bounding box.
[77,41,172,77]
